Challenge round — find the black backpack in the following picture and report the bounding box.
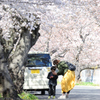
[66,61,76,71]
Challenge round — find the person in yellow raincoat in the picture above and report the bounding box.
[53,59,75,99]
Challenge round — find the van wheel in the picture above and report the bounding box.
[41,90,45,95]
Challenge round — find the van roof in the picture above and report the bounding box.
[28,51,50,54]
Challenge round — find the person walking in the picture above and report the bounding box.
[53,59,76,99]
[47,66,58,99]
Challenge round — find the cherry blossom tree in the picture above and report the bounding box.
[31,0,100,80]
[0,1,100,99]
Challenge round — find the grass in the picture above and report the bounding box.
[18,92,39,100]
[57,81,61,84]
[75,82,100,86]
[58,81,100,86]
[0,93,2,98]
[0,92,39,100]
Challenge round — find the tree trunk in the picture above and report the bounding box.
[0,4,40,99]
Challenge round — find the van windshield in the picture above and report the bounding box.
[26,54,52,67]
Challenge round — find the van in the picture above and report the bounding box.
[23,52,52,94]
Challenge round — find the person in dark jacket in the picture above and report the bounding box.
[47,66,58,99]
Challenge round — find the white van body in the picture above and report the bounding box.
[23,52,52,94]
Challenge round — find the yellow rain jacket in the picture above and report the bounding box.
[57,61,75,93]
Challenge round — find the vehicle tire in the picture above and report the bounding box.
[41,90,45,95]
[24,89,27,93]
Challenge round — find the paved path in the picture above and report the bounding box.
[33,85,100,100]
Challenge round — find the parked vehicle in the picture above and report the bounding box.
[23,52,52,94]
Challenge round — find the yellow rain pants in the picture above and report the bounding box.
[61,70,75,93]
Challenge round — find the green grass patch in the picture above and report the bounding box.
[57,81,100,86]
[0,93,2,98]
[57,81,61,84]
[75,82,100,86]
[18,92,39,100]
